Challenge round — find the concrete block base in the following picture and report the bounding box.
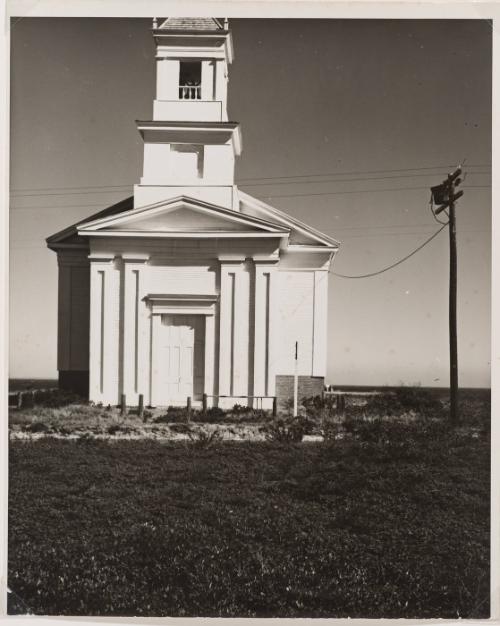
[275,375,325,413]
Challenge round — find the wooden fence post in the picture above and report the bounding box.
[202,393,207,414]
[120,394,126,416]
[337,393,345,418]
[272,396,277,417]
[187,396,192,422]
[138,394,144,421]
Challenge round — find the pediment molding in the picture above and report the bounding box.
[144,293,218,316]
[77,195,290,239]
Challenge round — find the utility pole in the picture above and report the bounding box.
[431,167,464,425]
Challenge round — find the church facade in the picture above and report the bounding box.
[47,17,339,409]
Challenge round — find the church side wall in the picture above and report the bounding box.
[274,270,315,376]
[57,249,90,396]
[272,269,328,408]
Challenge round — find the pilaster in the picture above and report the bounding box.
[89,254,120,405]
[253,256,279,400]
[121,254,150,405]
[218,255,246,405]
[204,313,215,403]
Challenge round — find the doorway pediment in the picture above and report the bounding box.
[144,293,218,316]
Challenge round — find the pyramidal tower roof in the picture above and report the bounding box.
[158,17,224,31]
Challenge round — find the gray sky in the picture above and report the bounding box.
[9,17,492,387]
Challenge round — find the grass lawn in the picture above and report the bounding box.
[8,416,489,617]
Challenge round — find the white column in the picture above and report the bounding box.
[218,256,245,407]
[233,266,249,398]
[150,312,162,407]
[204,313,215,404]
[201,60,214,101]
[89,255,119,405]
[121,255,149,405]
[253,258,279,405]
[312,270,329,377]
[215,60,228,117]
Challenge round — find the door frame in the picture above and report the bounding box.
[146,294,217,407]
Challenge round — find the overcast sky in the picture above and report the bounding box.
[9,17,491,387]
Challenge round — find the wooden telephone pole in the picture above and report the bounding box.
[431,167,464,425]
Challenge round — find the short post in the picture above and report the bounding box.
[17,392,23,410]
[187,396,192,422]
[202,393,207,414]
[24,391,35,409]
[120,394,126,416]
[337,393,345,418]
[138,394,144,421]
[272,396,277,417]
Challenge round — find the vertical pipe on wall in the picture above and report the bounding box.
[264,272,270,397]
[134,270,139,394]
[99,270,105,394]
[229,272,235,397]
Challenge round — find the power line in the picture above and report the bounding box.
[10,163,491,194]
[331,224,447,279]
[10,184,489,211]
[11,187,132,199]
[239,170,491,188]
[10,183,132,194]
[260,184,489,200]
[236,163,491,183]
[10,203,116,212]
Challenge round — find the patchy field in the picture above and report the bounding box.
[8,413,489,617]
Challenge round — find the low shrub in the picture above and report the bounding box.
[35,390,85,409]
[364,385,445,419]
[155,406,191,424]
[107,423,138,435]
[194,406,226,423]
[187,428,223,448]
[168,423,193,435]
[262,416,314,443]
[24,421,50,434]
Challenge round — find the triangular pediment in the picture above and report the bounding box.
[77,196,290,239]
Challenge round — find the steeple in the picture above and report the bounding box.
[134,17,241,211]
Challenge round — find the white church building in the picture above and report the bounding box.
[47,17,340,409]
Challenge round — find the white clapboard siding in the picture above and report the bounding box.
[274,271,315,376]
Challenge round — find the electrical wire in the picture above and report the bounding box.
[238,170,490,188]
[10,163,491,194]
[259,185,488,200]
[429,196,449,226]
[331,224,447,279]
[236,163,491,183]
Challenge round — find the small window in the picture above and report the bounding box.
[179,61,201,100]
[170,144,204,179]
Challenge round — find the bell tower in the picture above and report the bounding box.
[134,17,242,210]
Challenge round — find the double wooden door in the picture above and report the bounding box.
[159,314,204,404]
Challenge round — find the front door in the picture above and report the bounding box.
[159,314,204,405]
